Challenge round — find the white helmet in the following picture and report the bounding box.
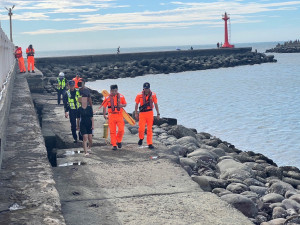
[59,72,65,77]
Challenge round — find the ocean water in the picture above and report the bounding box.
[80,42,300,168]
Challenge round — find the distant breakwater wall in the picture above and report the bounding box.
[35,48,276,95]
[266,46,300,53]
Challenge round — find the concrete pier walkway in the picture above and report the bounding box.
[33,91,254,225]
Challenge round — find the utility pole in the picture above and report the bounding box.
[5,5,15,43]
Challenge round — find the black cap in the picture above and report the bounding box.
[143,82,150,89]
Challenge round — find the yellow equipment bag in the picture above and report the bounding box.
[103,119,109,139]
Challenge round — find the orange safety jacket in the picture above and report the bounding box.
[72,77,82,89]
[103,94,126,114]
[135,91,157,112]
[15,47,23,58]
[26,48,35,57]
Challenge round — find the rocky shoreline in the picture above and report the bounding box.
[37,51,276,96]
[125,120,300,225]
[266,40,300,53]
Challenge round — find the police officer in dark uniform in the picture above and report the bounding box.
[63,80,81,143]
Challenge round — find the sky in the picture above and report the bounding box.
[0,0,300,51]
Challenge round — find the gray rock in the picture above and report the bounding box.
[129,127,138,134]
[221,194,258,218]
[226,183,250,194]
[203,139,219,148]
[167,136,177,144]
[250,186,268,197]
[255,215,267,224]
[217,159,254,180]
[265,166,283,179]
[262,193,284,204]
[217,143,234,153]
[240,191,259,202]
[244,178,265,187]
[167,125,196,139]
[282,199,300,210]
[272,207,287,219]
[212,188,232,197]
[289,194,300,204]
[268,180,295,196]
[261,218,285,225]
[168,145,190,157]
[191,175,227,191]
[286,208,298,216]
[211,148,226,157]
[174,136,200,149]
[282,177,300,187]
[179,157,196,168]
[270,203,285,209]
[283,170,300,180]
[153,127,165,134]
[285,190,299,199]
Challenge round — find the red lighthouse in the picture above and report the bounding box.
[222,12,234,48]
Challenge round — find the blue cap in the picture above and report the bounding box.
[143,82,150,89]
[69,80,75,86]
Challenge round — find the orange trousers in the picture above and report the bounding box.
[18,57,26,72]
[108,113,125,146]
[138,111,154,145]
[27,56,35,71]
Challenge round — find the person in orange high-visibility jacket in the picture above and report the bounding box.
[14,46,26,73]
[72,74,82,89]
[103,85,127,151]
[135,82,160,149]
[26,44,35,73]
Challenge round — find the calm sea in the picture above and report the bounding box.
[41,42,300,168]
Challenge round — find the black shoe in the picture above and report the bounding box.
[32,70,35,73]
[117,142,122,148]
[148,144,154,149]
[112,146,117,151]
[73,140,78,143]
[138,139,143,146]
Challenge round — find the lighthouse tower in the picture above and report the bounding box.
[222,12,234,48]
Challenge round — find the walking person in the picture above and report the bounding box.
[57,72,67,105]
[135,82,160,149]
[77,97,94,156]
[26,44,35,73]
[14,46,26,73]
[78,79,93,107]
[72,74,82,90]
[63,80,81,143]
[103,85,127,150]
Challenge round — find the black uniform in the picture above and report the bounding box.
[63,90,79,141]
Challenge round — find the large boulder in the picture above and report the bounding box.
[226,183,249,194]
[221,194,258,218]
[167,125,196,139]
[261,193,284,204]
[217,159,254,180]
[174,136,200,150]
[268,180,295,196]
[191,175,228,191]
[249,185,268,197]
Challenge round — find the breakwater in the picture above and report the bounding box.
[35,48,277,95]
[266,40,300,53]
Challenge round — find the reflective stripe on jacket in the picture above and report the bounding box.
[57,78,66,90]
[67,90,81,110]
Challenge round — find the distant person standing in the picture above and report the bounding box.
[190,46,193,50]
[77,97,94,156]
[63,80,81,143]
[135,82,160,149]
[117,46,120,54]
[57,72,67,105]
[14,46,26,73]
[26,44,35,73]
[217,42,220,48]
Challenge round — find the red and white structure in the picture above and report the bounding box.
[222,12,234,48]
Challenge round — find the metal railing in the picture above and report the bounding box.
[0,27,15,102]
